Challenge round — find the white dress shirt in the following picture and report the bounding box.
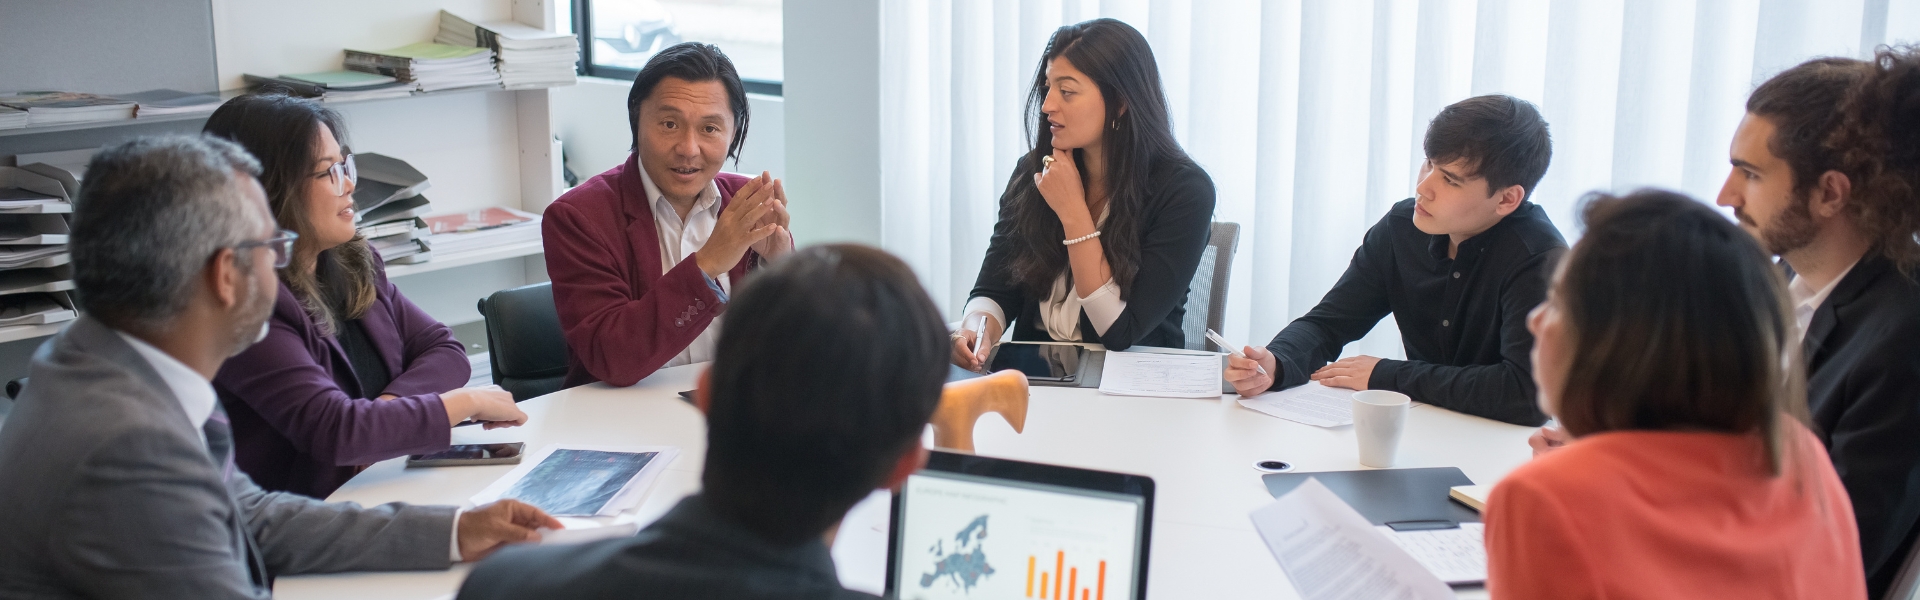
[637,165,728,368]
[1788,257,1858,344]
[962,209,1125,341]
[114,330,464,561]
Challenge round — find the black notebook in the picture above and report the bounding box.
[1262,466,1478,527]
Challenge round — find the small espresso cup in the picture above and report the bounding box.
[1352,390,1412,468]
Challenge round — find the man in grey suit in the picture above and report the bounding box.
[0,135,562,598]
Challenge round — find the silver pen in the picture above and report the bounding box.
[1206,329,1268,376]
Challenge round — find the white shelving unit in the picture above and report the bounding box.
[0,0,571,350]
[385,237,544,278]
[0,322,67,345]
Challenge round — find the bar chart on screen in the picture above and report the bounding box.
[897,472,1142,600]
[1025,550,1109,600]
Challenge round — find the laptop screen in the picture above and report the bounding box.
[887,453,1152,600]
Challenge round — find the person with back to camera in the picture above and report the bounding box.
[1485,190,1863,599]
[202,93,526,499]
[457,244,952,599]
[952,18,1216,369]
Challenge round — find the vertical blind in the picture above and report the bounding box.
[880,0,1920,355]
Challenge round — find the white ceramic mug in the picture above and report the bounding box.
[1352,390,1412,468]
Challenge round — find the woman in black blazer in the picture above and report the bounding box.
[952,18,1215,370]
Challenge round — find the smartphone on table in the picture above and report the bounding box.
[406,442,525,468]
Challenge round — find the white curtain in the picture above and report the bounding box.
[878,0,1920,355]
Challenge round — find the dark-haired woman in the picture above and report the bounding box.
[952,18,1215,369]
[204,93,527,498]
[1485,190,1862,598]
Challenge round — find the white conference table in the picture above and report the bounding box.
[276,362,1534,599]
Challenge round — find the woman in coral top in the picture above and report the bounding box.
[1485,190,1865,599]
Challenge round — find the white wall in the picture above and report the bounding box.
[784,0,882,246]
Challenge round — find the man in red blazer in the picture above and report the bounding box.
[543,42,792,387]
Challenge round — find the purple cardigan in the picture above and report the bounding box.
[213,256,469,498]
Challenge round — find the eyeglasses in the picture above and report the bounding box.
[314,153,357,197]
[234,229,299,269]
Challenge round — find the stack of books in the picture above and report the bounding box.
[344,43,501,93]
[0,92,135,126]
[351,153,434,264]
[0,165,80,330]
[422,207,540,256]
[119,89,225,117]
[437,11,579,89]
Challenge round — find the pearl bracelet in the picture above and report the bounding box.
[1063,230,1102,245]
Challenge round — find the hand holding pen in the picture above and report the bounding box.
[1213,329,1280,398]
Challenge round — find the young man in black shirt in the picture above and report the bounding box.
[1226,95,1564,426]
[456,245,951,600]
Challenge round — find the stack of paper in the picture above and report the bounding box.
[119,89,224,117]
[346,152,436,265]
[1250,479,1467,599]
[344,43,501,93]
[438,11,580,89]
[0,293,75,327]
[0,92,135,126]
[0,106,25,130]
[422,207,540,255]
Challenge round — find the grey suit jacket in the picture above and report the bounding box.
[0,317,457,599]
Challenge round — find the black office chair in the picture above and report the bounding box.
[476,282,568,402]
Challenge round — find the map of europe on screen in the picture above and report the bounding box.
[919,514,996,593]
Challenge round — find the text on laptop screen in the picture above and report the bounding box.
[894,470,1146,600]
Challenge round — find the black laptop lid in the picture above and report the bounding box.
[887,451,1155,600]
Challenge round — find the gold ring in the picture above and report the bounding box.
[1041,155,1055,171]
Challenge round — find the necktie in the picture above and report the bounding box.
[202,403,237,483]
[202,402,268,588]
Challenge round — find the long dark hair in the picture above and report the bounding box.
[1006,18,1192,298]
[204,93,378,336]
[1552,190,1807,476]
[1829,45,1920,271]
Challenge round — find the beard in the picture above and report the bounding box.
[1754,190,1820,256]
[226,272,275,357]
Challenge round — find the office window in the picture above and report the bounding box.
[577,0,782,94]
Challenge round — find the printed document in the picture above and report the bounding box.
[1250,478,1454,600]
[1239,381,1354,427]
[1098,350,1224,398]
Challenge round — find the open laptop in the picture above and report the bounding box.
[886,451,1155,600]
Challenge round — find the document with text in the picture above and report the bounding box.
[1250,478,1454,600]
[1239,381,1355,427]
[1097,350,1224,398]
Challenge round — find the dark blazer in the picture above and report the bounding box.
[969,157,1216,350]
[457,494,875,600]
[543,154,759,388]
[1801,253,1920,597]
[214,255,469,498]
[0,317,455,599]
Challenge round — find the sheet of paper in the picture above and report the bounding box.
[1249,478,1454,600]
[1097,350,1224,398]
[1239,381,1354,427]
[1378,523,1486,584]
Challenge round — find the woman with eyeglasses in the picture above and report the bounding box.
[202,93,527,499]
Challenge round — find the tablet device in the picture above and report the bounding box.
[986,342,1086,383]
[887,451,1154,600]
